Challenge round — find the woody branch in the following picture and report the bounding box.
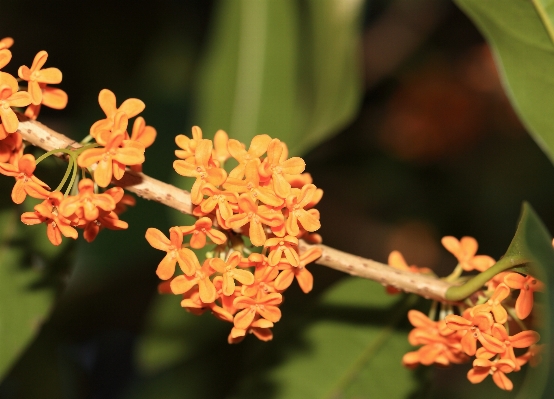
[17,116,455,302]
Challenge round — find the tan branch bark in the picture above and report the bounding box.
[17,117,455,302]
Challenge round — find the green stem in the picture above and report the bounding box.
[64,159,79,196]
[444,263,464,283]
[445,255,529,301]
[54,157,74,192]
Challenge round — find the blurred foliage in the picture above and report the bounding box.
[455,0,554,165]
[195,0,364,155]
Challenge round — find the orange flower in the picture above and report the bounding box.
[198,183,238,221]
[24,83,68,120]
[90,89,145,137]
[471,283,511,324]
[241,255,279,297]
[445,311,504,356]
[264,235,300,266]
[274,246,322,293]
[173,139,227,204]
[0,72,32,133]
[284,184,321,236]
[179,216,227,249]
[127,116,157,172]
[145,227,198,279]
[78,113,145,187]
[259,138,306,198]
[0,37,13,50]
[0,130,23,161]
[476,323,540,371]
[18,51,62,105]
[233,292,282,330]
[503,272,544,320]
[170,258,217,304]
[441,236,495,272]
[226,194,284,246]
[0,154,50,204]
[0,38,12,69]
[223,160,283,207]
[212,129,231,165]
[227,134,271,178]
[21,192,78,246]
[82,210,128,243]
[228,317,274,344]
[58,178,117,221]
[175,125,203,162]
[209,251,255,296]
[516,344,544,368]
[467,358,515,391]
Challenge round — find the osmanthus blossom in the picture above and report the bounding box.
[78,112,145,187]
[516,344,544,368]
[0,153,50,204]
[274,246,322,293]
[208,251,255,296]
[467,358,516,391]
[470,283,511,324]
[179,216,227,249]
[58,178,117,222]
[18,51,62,105]
[24,82,68,120]
[145,227,198,280]
[212,129,231,165]
[284,184,321,236]
[227,134,272,179]
[503,272,544,320]
[228,317,275,344]
[175,125,204,162]
[445,310,505,356]
[127,116,157,172]
[476,323,540,372]
[82,209,128,243]
[180,281,235,322]
[259,138,306,198]
[0,129,22,160]
[441,236,496,272]
[173,139,227,204]
[240,256,279,297]
[232,292,283,330]
[264,235,300,267]
[90,89,145,137]
[21,192,78,246]
[402,310,468,368]
[170,258,217,304]
[197,183,238,221]
[0,72,32,133]
[226,194,284,246]
[223,160,283,207]
[0,38,13,70]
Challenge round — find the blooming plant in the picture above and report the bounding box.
[2,1,554,395]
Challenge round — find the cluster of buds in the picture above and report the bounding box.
[390,236,543,391]
[146,127,323,343]
[0,37,155,245]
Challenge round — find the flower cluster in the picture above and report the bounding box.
[397,236,542,391]
[0,37,153,245]
[146,127,323,343]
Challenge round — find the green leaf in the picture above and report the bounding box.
[195,0,363,155]
[0,205,56,380]
[454,0,554,164]
[230,278,421,399]
[503,203,554,399]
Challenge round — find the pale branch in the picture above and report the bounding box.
[17,117,456,302]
